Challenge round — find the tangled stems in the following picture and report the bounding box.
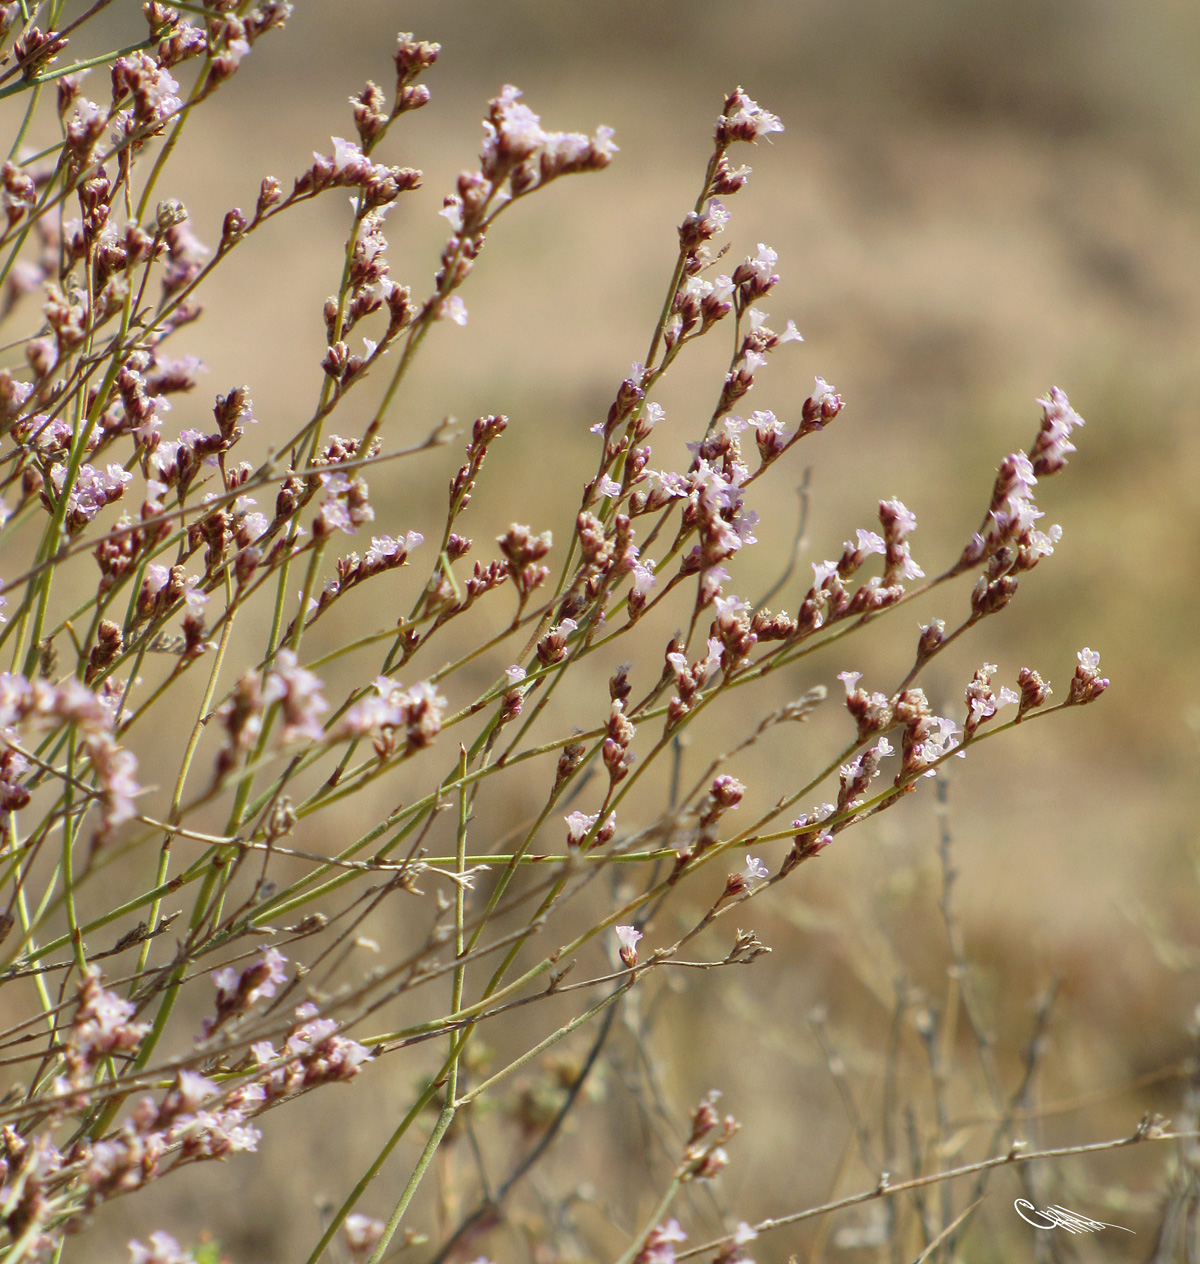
[0,11,1117,1263]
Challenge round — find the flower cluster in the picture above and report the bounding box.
[633,1220,687,1264]
[82,1069,262,1207]
[836,738,894,811]
[128,1230,198,1264]
[212,651,331,781]
[111,51,182,135]
[0,672,140,841]
[0,1127,64,1258]
[497,522,553,598]
[962,663,1019,740]
[48,460,133,535]
[202,946,289,1037]
[564,808,616,849]
[266,649,329,744]
[602,698,637,783]
[1031,385,1086,475]
[697,774,745,852]
[430,86,615,342]
[59,968,150,1092]
[478,85,617,196]
[249,1003,373,1098]
[1067,646,1109,705]
[715,87,784,146]
[297,135,421,210]
[680,1088,739,1180]
[336,676,448,755]
[318,530,422,614]
[958,388,1085,592]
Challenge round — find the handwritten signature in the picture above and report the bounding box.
[1014,1200,1134,1234]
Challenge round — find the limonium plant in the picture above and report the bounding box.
[0,6,1162,1264]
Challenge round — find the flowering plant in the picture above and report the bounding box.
[0,7,1151,1264]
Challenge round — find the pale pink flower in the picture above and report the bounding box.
[344,1215,386,1259]
[631,558,656,597]
[442,296,468,325]
[718,88,784,144]
[565,810,598,847]
[615,925,642,967]
[266,649,328,744]
[128,1231,194,1264]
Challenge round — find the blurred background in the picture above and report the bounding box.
[61,1,1200,1259]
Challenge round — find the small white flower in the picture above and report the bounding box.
[706,198,730,232]
[439,197,464,232]
[809,376,838,409]
[631,559,656,597]
[812,559,838,587]
[853,528,886,556]
[565,810,598,847]
[836,670,862,696]
[615,925,642,967]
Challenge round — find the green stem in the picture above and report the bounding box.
[614,1177,684,1264]
[454,984,625,1109]
[5,816,55,1028]
[135,606,237,983]
[60,729,86,974]
[365,1073,458,1264]
[301,1059,450,1264]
